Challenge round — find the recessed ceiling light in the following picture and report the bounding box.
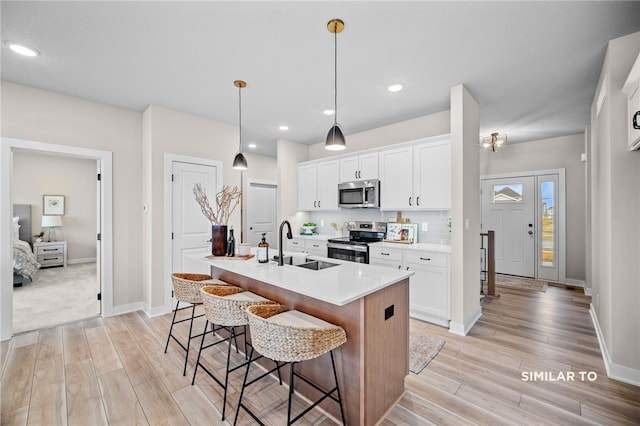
[323,109,335,116]
[6,42,39,57]
[388,84,403,92]
[248,143,257,149]
[279,125,289,131]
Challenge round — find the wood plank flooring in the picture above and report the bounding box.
[1,284,639,425]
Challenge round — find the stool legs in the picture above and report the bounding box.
[235,350,345,426]
[164,302,203,376]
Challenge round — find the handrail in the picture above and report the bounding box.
[480,230,496,297]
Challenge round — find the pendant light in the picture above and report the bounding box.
[325,19,346,151]
[232,80,248,170]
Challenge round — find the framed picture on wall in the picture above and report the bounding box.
[43,195,65,215]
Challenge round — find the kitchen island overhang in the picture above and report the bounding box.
[201,254,413,425]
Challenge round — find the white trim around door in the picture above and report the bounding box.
[162,154,223,315]
[1,137,113,341]
[481,168,566,283]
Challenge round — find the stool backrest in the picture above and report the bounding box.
[171,273,214,304]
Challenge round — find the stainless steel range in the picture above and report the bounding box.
[327,221,387,264]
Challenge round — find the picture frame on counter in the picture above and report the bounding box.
[385,223,418,243]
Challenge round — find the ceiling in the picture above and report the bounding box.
[2,2,640,157]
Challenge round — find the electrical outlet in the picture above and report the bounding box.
[422,222,428,231]
[320,219,324,226]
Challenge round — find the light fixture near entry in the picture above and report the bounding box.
[325,18,346,151]
[232,80,248,170]
[481,132,507,152]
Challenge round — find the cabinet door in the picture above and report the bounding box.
[358,152,379,180]
[305,240,327,257]
[316,160,340,210]
[379,147,413,210]
[407,262,450,325]
[298,164,318,210]
[339,156,359,182]
[288,238,306,253]
[414,141,451,210]
[369,257,403,270]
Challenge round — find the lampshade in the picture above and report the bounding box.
[233,152,248,170]
[41,215,62,227]
[481,132,507,152]
[325,124,346,151]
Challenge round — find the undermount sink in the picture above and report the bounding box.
[295,260,339,271]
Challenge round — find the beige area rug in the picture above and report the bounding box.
[490,274,548,292]
[13,263,100,334]
[409,332,445,374]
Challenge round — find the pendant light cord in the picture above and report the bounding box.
[238,85,242,152]
[334,26,338,125]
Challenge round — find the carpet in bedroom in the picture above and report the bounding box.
[13,263,100,334]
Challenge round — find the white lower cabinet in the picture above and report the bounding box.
[288,238,327,257]
[370,247,450,327]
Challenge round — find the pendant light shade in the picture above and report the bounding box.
[325,124,346,151]
[325,19,346,151]
[233,152,248,170]
[233,80,248,170]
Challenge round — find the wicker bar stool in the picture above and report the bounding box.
[164,273,228,376]
[193,285,280,421]
[235,304,347,426]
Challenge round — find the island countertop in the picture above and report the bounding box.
[200,252,413,306]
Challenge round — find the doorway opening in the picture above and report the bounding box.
[481,169,566,283]
[244,179,278,248]
[1,137,113,341]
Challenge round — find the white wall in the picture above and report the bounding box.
[589,31,640,384]
[450,84,482,335]
[480,134,586,281]
[12,152,97,262]
[2,81,143,307]
[277,138,310,234]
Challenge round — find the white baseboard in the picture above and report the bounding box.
[589,304,640,387]
[143,303,171,318]
[110,302,144,317]
[449,307,482,336]
[67,257,97,265]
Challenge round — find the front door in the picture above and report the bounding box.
[481,176,535,277]
[172,161,218,276]
[245,181,277,248]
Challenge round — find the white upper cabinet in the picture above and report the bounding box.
[379,139,451,211]
[339,152,379,182]
[297,160,340,211]
[413,141,451,210]
[379,146,414,210]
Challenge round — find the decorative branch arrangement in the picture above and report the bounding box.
[193,183,241,226]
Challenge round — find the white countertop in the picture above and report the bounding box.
[290,233,332,240]
[200,251,413,306]
[370,241,452,253]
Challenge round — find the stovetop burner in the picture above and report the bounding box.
[327,221,387,245]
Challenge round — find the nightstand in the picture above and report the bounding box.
[33,241,67,268]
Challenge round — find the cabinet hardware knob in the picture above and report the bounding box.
[406,266,410,270]
[409,196,412,206]
[318,200,321,208]
[419,257,431,261]
[314,200,317,208]
[398,265,401,269]
[381,252,390,256]
[416,196,420,206]
[528,231,533,235]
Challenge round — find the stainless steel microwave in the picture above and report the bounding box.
[338,179,380,208]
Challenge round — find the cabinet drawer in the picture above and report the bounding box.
[404,251,448,267]
[39,255,64,266]
[36,245,64,255]
[369,247,402,261]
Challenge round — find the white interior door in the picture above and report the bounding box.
[95,161,102,314]
[172,161,218,276]
[245,181,277,248]
[481,176,535,278]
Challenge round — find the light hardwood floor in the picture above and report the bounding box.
[1,284,639,425]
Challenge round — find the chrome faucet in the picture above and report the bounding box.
[278,220,293,266]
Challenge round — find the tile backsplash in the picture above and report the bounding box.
[307,209,451,244]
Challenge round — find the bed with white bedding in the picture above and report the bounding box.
[13,204,40,286]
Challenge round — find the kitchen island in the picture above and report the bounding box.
[202,253,413,426]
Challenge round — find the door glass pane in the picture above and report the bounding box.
[492,184,523,203]
[541,181,554,267]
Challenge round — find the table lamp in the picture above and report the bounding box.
[41,215,62,242]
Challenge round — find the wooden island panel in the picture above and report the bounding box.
[210,266,409,426]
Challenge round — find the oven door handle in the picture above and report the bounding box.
[327,242,368,252]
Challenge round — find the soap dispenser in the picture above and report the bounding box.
[257,233,269,263]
